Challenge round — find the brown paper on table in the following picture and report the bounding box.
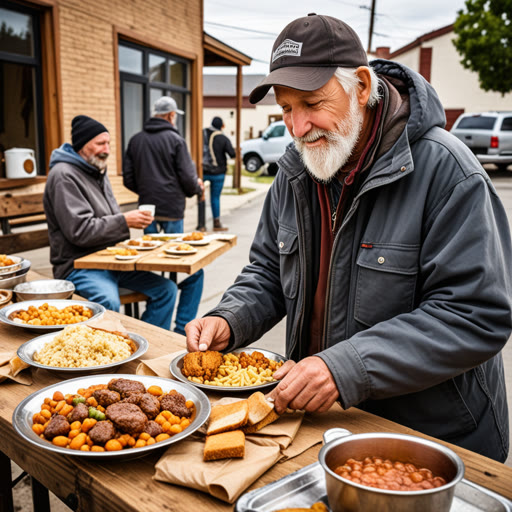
[0,351,32,385]
[135,350,186,378]
[85,317,128,335]
[154,396,311,503]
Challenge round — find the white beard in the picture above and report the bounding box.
[87,153,109,171]
[293,92,364,183]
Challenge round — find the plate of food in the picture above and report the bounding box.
[0,299,105,332]
[176,232,211,246]
[0,254,24,275]
[170,348,287,392]
[107,248,139,258]
[115,254,139,260]
[12,374,211,459]
[123,239,162,250]
[17,325,149,377]
[142,233,182,242]
[164,244,198,255]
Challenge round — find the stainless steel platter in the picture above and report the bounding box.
[0,299,105,332]
[17,331,149,377]
[13,374,211,460]
[170,347,287,393]
[235,462,512,512]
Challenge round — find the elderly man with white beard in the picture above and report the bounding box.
[185,14,512,461]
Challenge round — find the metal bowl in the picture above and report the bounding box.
[0,299,105,332]
[0,255,24,275]
[170,347,287,392]
[13,374,211,460]
[14,279,75,301]
[318,428,465,512]
[0,257,30,282]
[17,330,149,377]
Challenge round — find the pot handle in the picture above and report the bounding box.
[322,427,353,444]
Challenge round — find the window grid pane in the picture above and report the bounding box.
[0,7,34,57]
[119,45,143,75]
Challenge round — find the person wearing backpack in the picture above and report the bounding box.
[202,117,236,231]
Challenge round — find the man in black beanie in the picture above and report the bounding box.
[43,115,177,329]
[202,116,235,231]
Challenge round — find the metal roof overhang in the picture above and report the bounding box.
[203,32,252,67]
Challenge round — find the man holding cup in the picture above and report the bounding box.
[123,96,204,335]
[43,115,177,329]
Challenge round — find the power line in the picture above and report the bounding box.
[204,21,278,37]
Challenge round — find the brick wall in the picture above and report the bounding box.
[56,0,203,175]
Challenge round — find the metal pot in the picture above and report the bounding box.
[318,428,465,512]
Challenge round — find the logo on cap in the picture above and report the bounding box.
[272,39,303,63]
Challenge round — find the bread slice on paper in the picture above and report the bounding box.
[206,399,249,435]
[204,430,245,461]
[243,409,280,434]
[247,391,274,425]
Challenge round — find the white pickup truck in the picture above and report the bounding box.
[241,120,293,175]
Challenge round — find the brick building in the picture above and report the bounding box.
[0,0,250,194]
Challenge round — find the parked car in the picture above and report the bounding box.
[241,121,292,175]
[450,111,512,171]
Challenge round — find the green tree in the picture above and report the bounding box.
[453,0,512,95]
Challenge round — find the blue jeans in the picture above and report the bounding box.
[144,219,204,335]
[203,173,226,219]
[67,268,177,330]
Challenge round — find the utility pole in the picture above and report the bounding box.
[367,0,376,53]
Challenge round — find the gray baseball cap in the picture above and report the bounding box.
[153,96,184,115]
[249,13,368,104]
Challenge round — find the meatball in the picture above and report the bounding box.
[105,402,148,435]
[119,393,143,405]
[44,414,70,440]
[88,421,116,445]
[139,393,160,419]
[93,389,121,407]
[144,420,163,438]
[159,390,191,418]
[108,378,146,398]
[67,402,89,423]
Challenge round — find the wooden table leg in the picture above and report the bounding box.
[0,451,14,512]
[31,476,51,512]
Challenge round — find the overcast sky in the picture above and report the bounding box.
[204,0,467,75]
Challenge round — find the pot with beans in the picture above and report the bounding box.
[318,428,465,512]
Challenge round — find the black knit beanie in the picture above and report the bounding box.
[212,117,223,130]
[71,115,108,152]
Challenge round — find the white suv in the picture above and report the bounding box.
[241,121,293,175]
[450,112,512,171]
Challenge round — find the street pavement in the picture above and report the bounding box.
[10,170,512,510]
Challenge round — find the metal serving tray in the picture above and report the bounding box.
[235,462,512,512]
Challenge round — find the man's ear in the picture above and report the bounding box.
[355,66,372,107]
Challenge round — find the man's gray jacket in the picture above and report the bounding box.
[207,61,512,461]
[44,143,129,279]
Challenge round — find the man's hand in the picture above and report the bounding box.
[123,210,153,229]
[268,356,339,414]
[197,178,205,193]
[185,316,231,352]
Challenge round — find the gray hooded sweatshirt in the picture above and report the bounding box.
[43,143,129,279]
[206,61,512,461]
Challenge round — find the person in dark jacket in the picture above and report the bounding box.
[185,14,512,462]
[122,97,204,335]
[43,115,176,329]
[203,117,236,231]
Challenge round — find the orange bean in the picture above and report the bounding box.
[185,399,194,409]
[54,400,65,413]
[81,418,97,433]
[134,439,146,448]
[69,433,87,450]
[180,419,190,429]
[86,397,98,407]
[146,437,156,446]
[169,424,182,435]
[162,421,171,433]
[105,439,123,451]
[147,385,163,396]
[41,404,51,411]
[138,432,150,441]
[80,445,91,451]
[91,445,105,452]
[68,429,81,440]
[32,424,45,435]
[161,410,171,420]
[40,409,52,420]
[60,404,74,417]
[52,436,69,447]
[155,433,171,442]
[70,421,82,431]
[53,391,65,401]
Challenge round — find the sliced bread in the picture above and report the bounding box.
[206,399,249,435]
[243,408,280,434]
[247,391,274,425]
[203,430,245,461]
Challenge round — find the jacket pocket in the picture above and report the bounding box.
[278,225,300,299]
[355,244,419,327]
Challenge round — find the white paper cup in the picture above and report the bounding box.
[139,204,155,216]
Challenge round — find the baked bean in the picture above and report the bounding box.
[334,456,447,491]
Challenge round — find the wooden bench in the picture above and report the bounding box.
[0,192,49,253]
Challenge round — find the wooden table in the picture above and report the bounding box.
[1,278,512,511]
[73,236,237,274]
